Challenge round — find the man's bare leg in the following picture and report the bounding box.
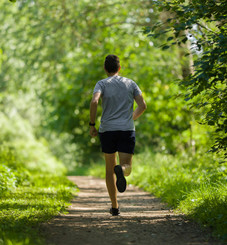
[104,153,118,208]
[118,152,133,176]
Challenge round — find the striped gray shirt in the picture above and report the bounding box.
[93,75,142,132]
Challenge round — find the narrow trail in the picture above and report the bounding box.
[41,176,222,245]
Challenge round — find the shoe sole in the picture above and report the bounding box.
[110,208,120,216]
[114,165,126,193]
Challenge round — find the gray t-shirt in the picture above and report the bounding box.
[93,75,142,132]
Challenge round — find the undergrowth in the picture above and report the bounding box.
[83,150,227,242]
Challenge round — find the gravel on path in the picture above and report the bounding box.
[41,176,223,245]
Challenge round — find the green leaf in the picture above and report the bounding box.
[162,45,170,50]
[167,36,174,41]
[182,37,188,43]
[208,121,215,126]
[184,97,191,101]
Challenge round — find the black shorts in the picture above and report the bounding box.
[99,131,135,154]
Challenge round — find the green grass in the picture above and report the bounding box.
[0,174,78,245]
[179,182,227,240]
[83,151,227,242]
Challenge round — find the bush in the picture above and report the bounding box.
[0,110,66,175]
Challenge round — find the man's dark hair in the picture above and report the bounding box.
[104,55,120,73]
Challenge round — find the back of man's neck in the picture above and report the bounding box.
[107,72,118,77]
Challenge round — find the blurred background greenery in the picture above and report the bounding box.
[0,0,226,243]
[0,0,220,171]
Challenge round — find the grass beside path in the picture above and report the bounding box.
[76,151,227,243]
[0,139,78,244]
[0,175,78,245]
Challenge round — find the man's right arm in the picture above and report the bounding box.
[133,94,147,120]
[89,92,101,137]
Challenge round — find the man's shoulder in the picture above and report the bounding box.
[120,76,137,86]
[97,77,109,84]
[119,75,134,81]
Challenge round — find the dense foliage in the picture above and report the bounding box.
[144,0,227,157]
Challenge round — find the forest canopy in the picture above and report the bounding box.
[1,0,226,169]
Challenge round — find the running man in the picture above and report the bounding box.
[89,54,146,216]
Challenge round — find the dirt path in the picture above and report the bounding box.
[41,176,223,245]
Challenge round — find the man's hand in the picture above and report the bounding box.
[90,126,98,137]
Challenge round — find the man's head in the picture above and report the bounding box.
[104,54,121,74]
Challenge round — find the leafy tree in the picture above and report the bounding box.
[145,0,227,157]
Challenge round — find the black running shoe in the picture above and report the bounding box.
[110,207,120,216]
[114,165,126,193]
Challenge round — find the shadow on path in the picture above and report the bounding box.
[41,176,222,245]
